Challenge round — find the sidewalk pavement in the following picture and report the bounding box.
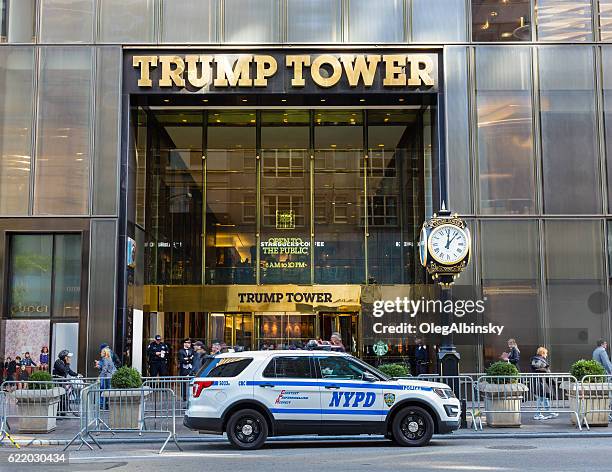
[3,414,612,447]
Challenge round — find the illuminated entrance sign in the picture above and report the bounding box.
[261,237,309,255]
[238,291,332,304]
[129,51,438,92]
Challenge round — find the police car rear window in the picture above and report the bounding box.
[197,357,253,378]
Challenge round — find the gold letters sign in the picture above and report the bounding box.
[132,53,436,90]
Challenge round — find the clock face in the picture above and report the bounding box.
[419,226,428,267]
[427,224,469,265]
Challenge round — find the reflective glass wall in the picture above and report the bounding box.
[139,107,435,287]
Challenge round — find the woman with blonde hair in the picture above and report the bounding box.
[530,346,557,420]
[95,347,116,410]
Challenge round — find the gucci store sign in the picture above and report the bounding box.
[125,50,439,94]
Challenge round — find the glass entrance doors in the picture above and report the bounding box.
[318,313,359,354]
[208,312,253,350]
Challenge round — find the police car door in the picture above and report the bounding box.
[255,355,322,426]
[317,355,385,424]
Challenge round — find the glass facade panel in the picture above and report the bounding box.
[347,0,404,43]
[52,234,82,317]
[99,0,155,43]
[480,220,541,370]
[545,220,608,370]
[601,0,612,41]
[412,0,466,42]
[35,47,93,216]
[261,110,310,284]
[224,0,280,43]
[472,0,531,42]
[0,0,35,43]
[206,111,256,284]
[93,47,120,216]
[475,47,535,215]
[538,46,601,214]
[314,111,365,284]
[0,47,33,215]
[603,47,612,211]
[161,0,217,43]
[536,0,593,41]
[287,0,341,43]
[39,0,95,43]
[445,47,471,214]
[9,235,53,318]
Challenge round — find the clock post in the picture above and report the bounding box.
[418,204,471,378]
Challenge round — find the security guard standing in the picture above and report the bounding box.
[147,334,170,377]
[415,338,429,375]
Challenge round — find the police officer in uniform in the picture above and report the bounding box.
[415,338,429,375]
[147,334,170,377]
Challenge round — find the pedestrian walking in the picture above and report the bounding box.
[500,338,520,371]
[592,339,612,422]
[52,350,79,416]
[100,343,122,369]
[530,347,557,420]
[95,347,116,410]
[147,335,170,377]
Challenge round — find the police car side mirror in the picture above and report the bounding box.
[362,372,377,382]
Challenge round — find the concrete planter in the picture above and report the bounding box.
[561,382,611,427]
[13,387,65,433]
[478,381,528,428]
[102,388,151,430]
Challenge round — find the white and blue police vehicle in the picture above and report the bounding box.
[184,350,460,450]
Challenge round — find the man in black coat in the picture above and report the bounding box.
[52,350,78,378]
[415,338,429,375]
[178,339,194,400]
[147,335,170,377]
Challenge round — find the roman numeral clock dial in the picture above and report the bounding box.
[427,224,469,265]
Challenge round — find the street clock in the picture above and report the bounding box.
[419,204,470,285]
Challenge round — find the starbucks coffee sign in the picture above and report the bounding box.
[125,50,439,94]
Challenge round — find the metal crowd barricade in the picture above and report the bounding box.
[577,375,612,430]
[475,374,582,430]
[142,376,192,419]
[65,385,182,454]
[418,374,479,429]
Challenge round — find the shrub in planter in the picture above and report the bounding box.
[485,361,520,383]
[111,367,143,388]
[570,359,606,383]
[13,370,64,433]
[479,361,526,427]
[378,363,410,378]
[28,370,53,389]
[106,367,147,430]
[564,360,610,427]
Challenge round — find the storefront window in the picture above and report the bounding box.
[261,110,310,284]
[539,46,601,214]
[348,0,404,42]
[367,110,429,284]
[600,1,612,40]
[475,47,535,215]
[52,234,82,317]
[472,0,532,42]
[412,0,466,42]
[0,0,35,43]
[39,0,95,43]
[287,0,341,43]
[224,0,280,43]
[0,46,34,215]
[206,111,256,284]
[35,47,93,216]
[314,111,365,284]
[602,47,612,210]
[536,0,592,41]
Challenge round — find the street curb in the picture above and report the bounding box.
[5,431,612,446]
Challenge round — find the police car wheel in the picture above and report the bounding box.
[227,409,268,450]
[391,406,434,447]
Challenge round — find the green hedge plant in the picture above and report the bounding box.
[378,363,410,378]
[485,361,520,384]
[28,370,53,389]
[111,367,143,389]
[570,359,606,383]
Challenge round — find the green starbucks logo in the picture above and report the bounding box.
[373,341,388,356]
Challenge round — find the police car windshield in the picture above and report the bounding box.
[350,357,391,381]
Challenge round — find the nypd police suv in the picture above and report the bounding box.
[184,350,460,449]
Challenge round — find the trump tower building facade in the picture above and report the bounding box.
[2,0,612,376]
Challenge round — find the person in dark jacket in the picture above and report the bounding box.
[530,346,557,420]
[147,335,170,377]
[53,350,79,416]
[501,338,521,371]
[5,357,17,384]
[415,338,429,375]
[178,339,194,400]
[191,341,206,376]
